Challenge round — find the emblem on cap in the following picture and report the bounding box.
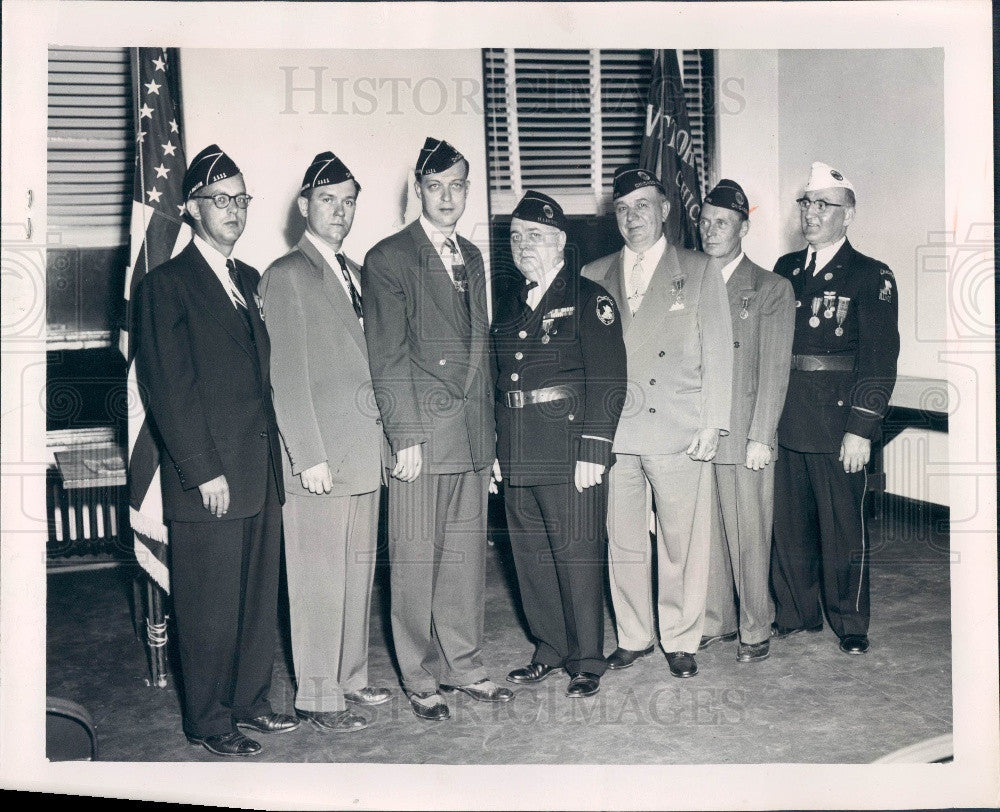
[735,191,745,207]
[542,204,554,219]
[596,295,616,326]
[638,170,650,181]
[830,169,844,181]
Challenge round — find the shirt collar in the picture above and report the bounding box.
[623,234,667,269]
[807,235,846,273]
[193,233,233,276]
[720,251,745,284]
[526,260,565,307]
[304,228,344,272]
[419,214,459,255]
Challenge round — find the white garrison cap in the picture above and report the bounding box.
[804,161,855,194]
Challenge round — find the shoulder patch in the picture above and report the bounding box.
[595,294,616,326]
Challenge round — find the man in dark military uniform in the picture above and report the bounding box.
[493,191,627,698]
[770,162,900,656]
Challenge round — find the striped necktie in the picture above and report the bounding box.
[444,237,469,307]
[226,258,254,334]
[335,253,363,322]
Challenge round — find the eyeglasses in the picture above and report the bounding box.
[189,193,253,209]
[796,197,844,214]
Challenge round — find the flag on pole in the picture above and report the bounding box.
[639,50,703,250]
[120,47,190,593]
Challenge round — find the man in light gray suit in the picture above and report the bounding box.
[697,180,795,663]
[260,152,390,733]
[582,166,733,679]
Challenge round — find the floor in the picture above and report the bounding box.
[46,498,952,764]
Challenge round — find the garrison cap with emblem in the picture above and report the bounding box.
[300,151,360,194]
[415,137,466,177]
[612,164,665,200]
[511,190,567,232]
[804,161,855,194]
[704,178,750,218]
[183,144,242,199]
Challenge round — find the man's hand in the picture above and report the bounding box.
[745,440,772,471]
[574,461,605,493]
[199,474,230,518]
[686,428,720,462]
[839,432,871,474]
[300,461,333,494]
[392,444,423,482]
[489,458,503,495]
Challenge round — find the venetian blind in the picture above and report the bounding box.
[47,47,134,248]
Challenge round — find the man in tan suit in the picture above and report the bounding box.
[582,166,732,679]
[260,152,389,733]
[697,180,795,663]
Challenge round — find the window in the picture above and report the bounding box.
[483,48,714,216]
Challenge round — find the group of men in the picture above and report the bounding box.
[135,136,899,757]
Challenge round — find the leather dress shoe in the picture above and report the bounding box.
[698,631,738,650]
[344,686,392,706]
[605,645,655,670]
[736,640,770,663]
[440,679,515,703]
[186,731,262,757]
[406,691,450,721]
[296,708,370,732]
[566,673,600,698]
[665,651,698,678]
[235,712,300,735]
[770,622,823,639]
[507,662,557,684]
[838,634,870,655]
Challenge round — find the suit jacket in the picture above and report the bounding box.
[713,254,795,465]
[135,241,284,522]
[582,243,733,455]
[361,219,495,474]
[259,235,385,497]
[492,260,627,486]
[774,239,900,453]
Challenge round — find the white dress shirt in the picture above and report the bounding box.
[807,235,846,275]
[303,229,360,299]
[419,214,465,284]
[525,261,564,311]
[193,234,245,309]
[720,251,745,285]
[622,234,667,313]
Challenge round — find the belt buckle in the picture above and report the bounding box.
[506,390,525,409]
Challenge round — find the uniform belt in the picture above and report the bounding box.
[791,354,856,372]
[502,385,575,409]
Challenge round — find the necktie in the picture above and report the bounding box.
[805,250,817,277]
[628,253,645,314]
[444,237,470,307]
[335,253,364,322]
[227,258,254,334]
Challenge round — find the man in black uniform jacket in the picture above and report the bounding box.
[769,162,899,656]
[135,145,298,756]
[493,191,627,698]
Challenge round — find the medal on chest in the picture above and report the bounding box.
[670,276,686,310]
[834,296,850,337]
[809,297,821,328]
[822,291,836,319]
[739,296,750,320]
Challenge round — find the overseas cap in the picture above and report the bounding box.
[804,161,855,194]
[612,164,665,201]
[704,178,749,218]
[183,144,241,199]
[300,151,360,194]
[511,190,567,232]
[415,137,466,177]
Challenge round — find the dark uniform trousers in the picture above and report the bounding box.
[170,463,282,739]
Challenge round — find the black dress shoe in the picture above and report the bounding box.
[736,640,770,662]
[770,622,823,639]
[235,712,300,735]
[698,631,738,650]
[838,634,870,655]
[665,651,698,678]
[296,708,370,732]
[344,686,392,706]
[440,679,515,703]
[186,731,262,757]
[507,662,557,684]
[605,645,655,670]
[566,673,600,698]
[406,691,450,721]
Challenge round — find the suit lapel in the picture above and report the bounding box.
[727,254,757,312]
[297,236,367,356]
[625,243,685,352]
[406,220,465,329]
[460,237,488,394]
[601,251,632,335]
[183,242,257,359]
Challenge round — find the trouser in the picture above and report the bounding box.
[283,488,379,712]
[770,447,870,638]
[170,466,282,738]
[388,469,490,693]
[607,452,715,654]
[703,462,776,644]
[505,480,609,676]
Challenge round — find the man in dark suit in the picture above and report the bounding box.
[260,152,389,734]
[582,166,733,680]
[135,145,298,756]
[361,137,513,721]
[770,162,900,656]
[494,192,627,699]
[696,180,795,663]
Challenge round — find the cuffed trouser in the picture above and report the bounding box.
[771,448,870,638]
[607,452,715,654]
[505,480,608,676]
[388,469,490,693]
[283,488,379,713]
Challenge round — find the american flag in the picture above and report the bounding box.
[120,47,190,593]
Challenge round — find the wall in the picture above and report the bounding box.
[180,49,490,278]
